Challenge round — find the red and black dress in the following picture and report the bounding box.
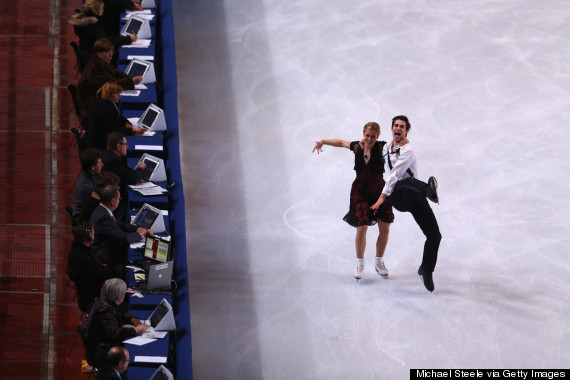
[343,141,394,227]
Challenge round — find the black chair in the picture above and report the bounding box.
[70,41,86,73]
[68,84,89,130]
[65,205,78,226]
[77,325,99,378]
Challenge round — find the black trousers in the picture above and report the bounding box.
[391,178,441,273]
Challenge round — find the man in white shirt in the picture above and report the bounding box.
[371,115,441,292]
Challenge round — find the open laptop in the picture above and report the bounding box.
[131,203,160,229]
[142,261,173,291]
[125,58,150,78]
[132,234,170,270]
[135,103,162,135]
[120,15,145,36]
[134,260,173,292]
[136,155,160,181]
[148,365,174,380]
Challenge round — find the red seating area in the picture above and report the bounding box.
[0,1,92,378]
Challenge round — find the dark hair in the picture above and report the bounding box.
[100,184,120,204]
[93,172,121,194]
[107,132,126,150]
[80,148,102,172]
[106,346,128,367]
[92,38,114,53]
[392,115,411,132]
[72,221,93,243]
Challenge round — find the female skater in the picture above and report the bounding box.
[313,122,406,280]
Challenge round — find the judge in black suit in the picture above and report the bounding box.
[90,184,152,277]
[96,346,131,380]
[67,221,112,313]
[101,132,147,220]
[82,81,145,151]
[77,38,142,123]
[69,0,136,69]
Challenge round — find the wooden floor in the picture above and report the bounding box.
[0,1,91,379]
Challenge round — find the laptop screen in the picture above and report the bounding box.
[149,300,170,327]
[123,17,144,36]
[133,206,159,229]
[139,107,160,128]
[141,157,159,180]
[144,235,169,263]
[126,60,149,78]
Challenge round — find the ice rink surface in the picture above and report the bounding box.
[173,1,570,378]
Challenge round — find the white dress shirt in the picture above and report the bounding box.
[382,140,419,195]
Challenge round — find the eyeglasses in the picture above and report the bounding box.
[119,142,128,146]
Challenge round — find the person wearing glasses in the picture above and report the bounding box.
[96,346,131,380]
[78,38,143,124]
[313,122,408,280]
[371,115,441,292]
[101,132,146,219]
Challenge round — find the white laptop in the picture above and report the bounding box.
[120,15,145,36]
[125,58,150,78]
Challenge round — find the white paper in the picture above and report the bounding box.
[129,182,158,189]
[131,186,167,196]
[135,144,163,151]
[129,55,154,61]
[135,83,148,90]
[128,39,152,47]
[134,355,167,363]
[124,336,156,346]
[121,90,141,96]
[142,331,168,339]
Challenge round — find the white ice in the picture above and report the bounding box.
[173,1,570,378]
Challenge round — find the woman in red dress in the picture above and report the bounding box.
[313,122,407,280]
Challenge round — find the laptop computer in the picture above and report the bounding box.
[120,15,145,36]
[145,261,173,291]
[131,203,160,229]
[149,365,174,380]
[125,58,150,78]
[137,104,161,129]
[132,234,170,270]
[136,155,160,181]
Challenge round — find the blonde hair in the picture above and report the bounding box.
[363,122,380,135]
[97,81,123,101]
[82,0,104,14]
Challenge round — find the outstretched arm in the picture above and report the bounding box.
[313,139,351,154]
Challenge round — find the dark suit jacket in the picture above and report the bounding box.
[67,240,112,312]
[73,170,97,217]
[90,204,141,276]
[69,11,132,70]
[95,366,124,380]
[102,150,145,201]
[82,98,133,150]
[78,56,134,119]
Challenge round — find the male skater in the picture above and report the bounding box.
[371,115,441,292]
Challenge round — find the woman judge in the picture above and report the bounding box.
[82,81,145,151]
